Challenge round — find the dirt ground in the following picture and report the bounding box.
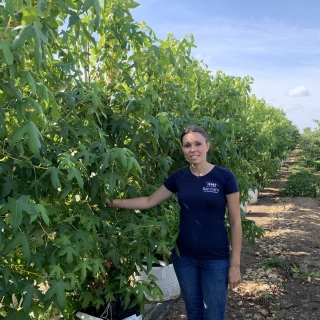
[163,151,320,320]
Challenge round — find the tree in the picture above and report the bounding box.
[0,0,298,318]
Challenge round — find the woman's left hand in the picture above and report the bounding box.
[228,265,241,290]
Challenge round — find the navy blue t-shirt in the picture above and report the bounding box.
[164,166,238,260]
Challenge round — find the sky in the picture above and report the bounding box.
[131,0,320,132]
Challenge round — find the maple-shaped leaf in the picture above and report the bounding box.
[48,264,64,279]
[0,196,38,231]
[107,248,120,267]
[44,279,72,312]
[34,203,51,226]
[67,167,84,189]
[81,291,95,309]
[76,144,98,166]
[3,308,31,320]
[10,121,43,156]
[58,245,80,264]
[20,279,42,313]
[91,258,106,275]
[0,175,13,198]
[39,167,62,189]
[73,261,92,282]
[73,230,93,250]
[54,234,71,246]
[3,231,31,264]
[64,272,77,290]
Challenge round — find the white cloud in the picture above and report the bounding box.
[286,86,311,97]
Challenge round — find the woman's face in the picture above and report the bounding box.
[182,132,209,165]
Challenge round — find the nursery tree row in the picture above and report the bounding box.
[0,0,299,318]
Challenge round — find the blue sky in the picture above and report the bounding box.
[131,0,320,132]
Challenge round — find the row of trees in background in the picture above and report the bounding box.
[0,0,299,318]
[279,122,320,198]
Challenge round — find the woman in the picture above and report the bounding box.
[107,125,242,320]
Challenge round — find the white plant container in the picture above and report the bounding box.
[248,189,259,205]
[240,203,247,214]
[135,262,180,301]
[76,312,142,320]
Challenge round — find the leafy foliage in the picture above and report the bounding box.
[279,169,320,197]
[0,0,299,318]
[299,123,320,170]
[279,124,320,198]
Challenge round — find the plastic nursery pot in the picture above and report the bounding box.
[248,189,259,205]
[135,259,180,301]
[76,293,142,320]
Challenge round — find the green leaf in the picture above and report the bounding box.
[11,121,43,156]
[104,172,124,196]
[37,83,49,102]
[21,7,39,25]
[33,33,42,69]
[91,258,106,275]
[0,107,8,139]
[37,0,47,13]
[20,280,41,313]
[93,0,100,27]
[0,41,14,65]
[100,152,111,170]
[65,273,77,289]
[54,234,71,246]
[68,12,80,27]
[3,0,15,17]
[34,203,50,226]
[67,168,84,189]
[152,285,162,301]
[0,82,23,101]
[23,97,43,114]
[12,25,35,50]
[82,0,94,12]
[73,261,92,282]
[0,176,13,197]
[74,230,93,250]
[60,184,72,199]
[39,167,61,189]
[44,279,72,312]
[3,308,30,320]
[118,149,127,169]
[50,98,60,121]
[11,122,29,144]
[169,50,176,66]
[127,157,142,174]
[22,71,37,95]
[58,245,79,264]
[124,1,140,9]
[2,230,31,264]
[107,248,120,267]
[0,196,38,231]
[48,265,64,279]
[27,122,42,156]
[81,292,95,309]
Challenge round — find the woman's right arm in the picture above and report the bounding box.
[106,185,174,210]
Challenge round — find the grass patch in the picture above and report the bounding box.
[261,256,293,277]
[256,292,275,308]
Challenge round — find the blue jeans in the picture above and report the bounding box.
[172,250,229,320]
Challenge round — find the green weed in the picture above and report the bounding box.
[261,256,293,276]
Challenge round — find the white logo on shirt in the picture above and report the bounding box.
[203,182,219,193]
